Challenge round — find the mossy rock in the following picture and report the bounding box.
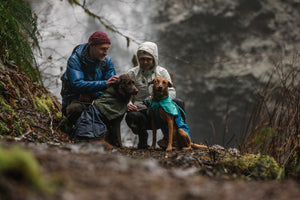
[0,146,63,199]
[0,146,42,188]
[219,153,283,180]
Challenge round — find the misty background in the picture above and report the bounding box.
[29,0,300,147]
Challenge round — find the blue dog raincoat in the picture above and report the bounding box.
[148,95,190,138]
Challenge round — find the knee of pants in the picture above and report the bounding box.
[125,111,149,132]
[173,98,185,111]
[66,101,88,124]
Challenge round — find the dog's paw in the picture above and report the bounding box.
[149,146,156,150]
[182,146,192,151]
[166,147,173,151]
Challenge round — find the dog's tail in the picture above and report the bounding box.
[191,143,208,149]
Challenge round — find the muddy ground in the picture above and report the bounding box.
[1,137,300,200]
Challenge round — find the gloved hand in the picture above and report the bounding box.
[142,97,152,107]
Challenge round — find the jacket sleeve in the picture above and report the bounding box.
[67,56,109,93]
[126,69,137,104]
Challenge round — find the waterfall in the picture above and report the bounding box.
[30,0,161,147]
[30,0,300,147]
[30,0,157,101]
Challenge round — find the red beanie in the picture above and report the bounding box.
[88,31,111,46]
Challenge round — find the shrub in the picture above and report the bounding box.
[0,0,41,82]
[240,53,300,177]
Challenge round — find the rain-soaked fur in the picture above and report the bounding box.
[87,74,138,149]
[148,77,207,151]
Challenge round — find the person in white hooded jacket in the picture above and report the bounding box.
[125,41,184,148]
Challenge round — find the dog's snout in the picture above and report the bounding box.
[157,85,163,92]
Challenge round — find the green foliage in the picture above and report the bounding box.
[0,146,56,194]
[241,54,300,178]
[0,146,41,187]
[0,120,10,134]
[0,96,15,116]
[0,0,41,82]
[33,94,56,116]
[252,127,278,154]
[220,153,283,180]
[0,95,29,136]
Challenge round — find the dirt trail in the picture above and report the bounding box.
[1,140,299,200]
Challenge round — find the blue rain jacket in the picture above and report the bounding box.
[61,43,116,114]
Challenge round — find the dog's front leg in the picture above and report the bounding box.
[160,109,174,151]
[111,117,123,147]
[166,117,174,151]
[149,108,157,149]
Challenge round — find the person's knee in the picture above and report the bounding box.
[66,101,87,124]
[125,111,148,132]
[173,98,185,111]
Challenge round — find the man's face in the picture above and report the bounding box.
[139,57,154,70]
[89,43,110,61]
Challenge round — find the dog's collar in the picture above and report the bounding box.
[152,94,168,102]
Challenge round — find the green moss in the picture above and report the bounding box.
[5,75,20,98]
[34,94,56,116]
[0,81,6,91]
[15,88,20,99]
[0,146,59,195]
[0,120,10,134]
[0,61,4,70]
[220,153,283,180]
[56,112,62,118]
[5,75,13,87]
[0,96,30,136]
[0,96,15,116]
[14,118,26,136]
[0,0,42,82]
[26,117,36,126]
[0,146,42,188]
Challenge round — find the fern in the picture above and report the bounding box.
[0,0,41,82]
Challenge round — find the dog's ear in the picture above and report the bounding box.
[113,77,127,97]
[112,77,121,89]
[148,79,155,85]
[168,81,175,88]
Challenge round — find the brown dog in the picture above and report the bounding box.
[148,77,207,151]
[93,74,138,148]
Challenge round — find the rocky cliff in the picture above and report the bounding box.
[152,0,300,145]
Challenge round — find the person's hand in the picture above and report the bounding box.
[106,75,119,86]
[127,103,138,111]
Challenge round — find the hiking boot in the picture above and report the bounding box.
[58,117,74,135]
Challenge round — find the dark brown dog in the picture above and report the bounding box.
[148,77,207,151]
[94,74,138,148]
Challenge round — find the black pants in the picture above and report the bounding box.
[66,100,90,125]
[125,98,185,148]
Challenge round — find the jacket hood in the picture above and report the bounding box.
[137,42,158,68]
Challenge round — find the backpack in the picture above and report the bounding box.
[72,103,107,140]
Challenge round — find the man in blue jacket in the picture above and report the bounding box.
[60,31,118,126]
